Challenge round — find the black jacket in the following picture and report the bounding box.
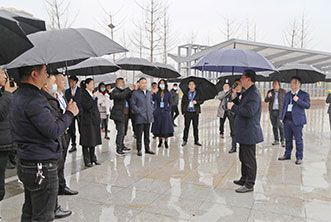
[110,87,132,122]
[41,90,68,152]
[79,89,101,147]
[10,83,74,161]
[181,90,204,114]
[65,87,82,112]
[0,90,13,151]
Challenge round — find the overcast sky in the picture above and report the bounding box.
[2,0,330,62]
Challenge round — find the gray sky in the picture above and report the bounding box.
[2,0,331,62]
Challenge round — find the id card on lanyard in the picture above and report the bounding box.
[125,100,129,108]
[160,97,165,108]
[189,92,196,108]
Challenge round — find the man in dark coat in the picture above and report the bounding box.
[278,76,310,165]
[326,93,331,130]
[264,80,286,147]
[181,80,204,146]
[10,65,79,221]
[227,69,263,193]
[65,75,81,153]
[0,69,15,203]
[130,77,156,156]
[41,74,73,219]
[110,78,134,156]
[170,83,180,126]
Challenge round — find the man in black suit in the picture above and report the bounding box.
[227,70,264,193]
[65,75,81,153]
[327,93,331,130]
[181,80,204,146]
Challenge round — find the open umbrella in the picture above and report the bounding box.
[6,28,128,70]
[0,13,33,65]
[143,62,180,78]
[64,57,120,76]
[93,73,117,85]
[179,76,217,101]
[192,48,276,73]
[0,9,46,34]
[270,63,325,84]
[116,57,158,74]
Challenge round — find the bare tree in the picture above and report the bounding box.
[161,3,176,64]
[244,18,257,42]
[44,0,77,29]
[283,19,299,47]
[220,16,240,41]
[131,0,164,62]
[299,13,312,48]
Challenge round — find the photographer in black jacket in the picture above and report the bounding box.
[10,65,79,221]
[0,68,16,206]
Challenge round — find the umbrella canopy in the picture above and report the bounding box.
[93,73,117,85]
[192,48,276,73]
[64,57,120,76]
[270,63,325,84]
[179,76,217,101]
[143,62,180,78]
[116,57,158,74]
[0,9,46,34]
[0,13,33,65]
[6,28,128,70]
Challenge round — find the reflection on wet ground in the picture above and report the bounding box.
[1,101,331,222]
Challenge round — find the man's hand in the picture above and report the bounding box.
[130,84,137,90]
[268,92,272,98]
[67,99,79,116]
[227,102,234,110]
[4,80,17,93]
[293,95,299,102]
[192,100,197,105]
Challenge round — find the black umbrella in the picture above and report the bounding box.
[0,9,46,34]
[6,28,128,70]
[64,57,120,76]
[179,76,217,101]
[270,63,325,84]
[0,13,33,65]
[143,62,180,78]
[116,57,158,74]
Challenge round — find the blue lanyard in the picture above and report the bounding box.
[189,91,196,101]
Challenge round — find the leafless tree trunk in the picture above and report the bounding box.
[220,16,240,41]
[161,4,176,64]
[44,0,76,29]
[131,0,163,62]
[244,18,257,41]
[299,13,311,48]
[283,19,299,47]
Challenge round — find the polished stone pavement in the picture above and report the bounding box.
[1,101,331,222]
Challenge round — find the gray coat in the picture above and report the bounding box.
[130,90,155,124]
[326,93,331,114]
[170,89,179,106]
[216,90,236,118]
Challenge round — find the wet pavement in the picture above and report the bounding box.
[1,100,330,222]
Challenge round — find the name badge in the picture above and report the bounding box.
[160,101,165,108]
[287,104,293,112]
[189,101,194,108]
[125,101,129,108]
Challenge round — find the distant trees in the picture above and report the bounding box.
[43,0,77,29]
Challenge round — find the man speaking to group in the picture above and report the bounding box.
[227,69,263,193]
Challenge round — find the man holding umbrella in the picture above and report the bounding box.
[10,65,79,221]
[181,80,203,146]
[227,69,263,193]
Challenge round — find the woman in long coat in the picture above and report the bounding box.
[95,82,111,140]
[80,78,102,167]
[151,79,174,148]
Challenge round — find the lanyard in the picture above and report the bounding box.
[189,91,196,101]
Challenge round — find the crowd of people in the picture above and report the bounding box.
[0,65,330,221]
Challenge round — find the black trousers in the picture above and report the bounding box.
[183,112,199,143]
[18,160,58,222]
[270,110,284,142]
[228,113,236,149]
[219,113,228,134]
[329,113,331,130]
[58,133,70,190]
[0,151,9,201]
[114,120,126,152]
[171,106,179,122]
[101,115,109,137]
[238,144,257,189]
[136,123,151,152]
[68,117,77,147]
[82,146,97,165]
